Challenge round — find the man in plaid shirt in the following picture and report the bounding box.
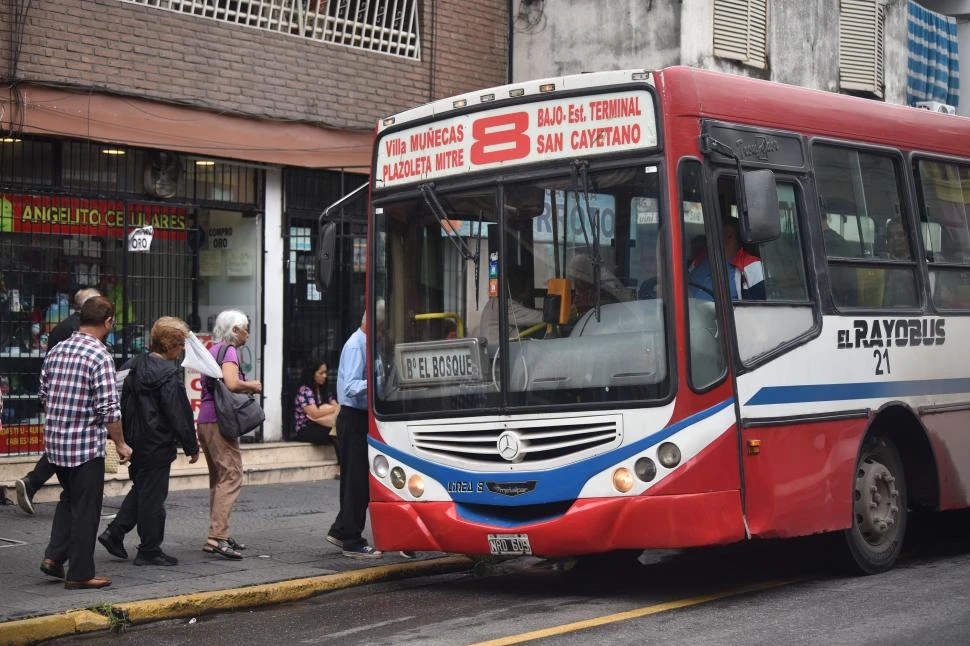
[39,295,133,590]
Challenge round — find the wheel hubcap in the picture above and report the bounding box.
[853,457,900,545]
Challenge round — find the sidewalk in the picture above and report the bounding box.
[0,480,470,643]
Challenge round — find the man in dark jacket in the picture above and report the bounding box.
[14,287,101,515]
[98,316,199,566]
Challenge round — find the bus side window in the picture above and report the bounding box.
[915,159,970,310]
[813,144,918,310]
[733,182,815,365]
[680,160,727,390]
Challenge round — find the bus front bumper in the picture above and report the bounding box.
[370,489,745,557]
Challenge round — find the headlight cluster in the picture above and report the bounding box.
[610,441,682,493]
[374,455,424,498]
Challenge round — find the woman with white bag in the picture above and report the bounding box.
[195,310,261,560]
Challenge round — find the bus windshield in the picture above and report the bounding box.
[373,162,669,416]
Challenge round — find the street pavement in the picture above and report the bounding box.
[0,480,462,635]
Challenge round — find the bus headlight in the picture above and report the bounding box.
[373,455,389,478]
[634,457,657,482]
[407,474,425,498]
[657,442,682,468]
[390,467,406,489]
[612,467,634,493]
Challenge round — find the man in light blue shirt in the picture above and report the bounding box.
[327,305,383,559]
[336,325,368,410]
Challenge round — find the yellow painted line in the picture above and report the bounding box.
[470,579,798,646]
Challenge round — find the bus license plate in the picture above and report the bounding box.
[487,533,532,556]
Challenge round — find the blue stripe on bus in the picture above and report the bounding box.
[745,378,970,406]
[368,397,735,513]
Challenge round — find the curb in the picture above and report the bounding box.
[1,555,473,646]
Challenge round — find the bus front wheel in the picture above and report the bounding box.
[841,435,907,575]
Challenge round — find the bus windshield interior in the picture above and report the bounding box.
[373,163,670,416]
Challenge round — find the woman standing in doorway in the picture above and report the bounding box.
[197,309,262,560]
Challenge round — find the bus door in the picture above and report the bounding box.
[712,170,822,538]
[679,161,743,500]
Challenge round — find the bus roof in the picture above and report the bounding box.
[657,66,969,158]
[375,69,650,134]
[377,66,969,159]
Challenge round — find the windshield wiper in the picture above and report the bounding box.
[419,182,483,310]
[571,160,603,321]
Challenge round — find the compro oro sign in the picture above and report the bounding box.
[376,90,657,188]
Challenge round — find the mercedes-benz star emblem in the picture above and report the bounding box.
[497,431,522,462]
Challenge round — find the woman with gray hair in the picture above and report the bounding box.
[197,309,262,559]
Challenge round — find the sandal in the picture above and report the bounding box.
[227,537,246,551]
[203,539,243,560]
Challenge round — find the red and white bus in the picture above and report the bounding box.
[351,66,970,573]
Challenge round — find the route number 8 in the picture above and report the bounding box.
[469,112,531,165]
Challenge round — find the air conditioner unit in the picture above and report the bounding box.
[915,100,956,115]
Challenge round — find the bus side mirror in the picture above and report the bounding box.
[315,221,337,295]
[741,169,781,244]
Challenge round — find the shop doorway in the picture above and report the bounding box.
[193,209,264,440]
[281,171,366,439]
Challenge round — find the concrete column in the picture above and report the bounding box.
[262,168,284,441]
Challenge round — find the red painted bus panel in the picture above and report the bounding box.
[648,423,741,496]
[922,412,970,510]
[741,419,867,538]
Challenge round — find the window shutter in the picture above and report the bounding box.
[839,0,885,97]
[713,0,768,70]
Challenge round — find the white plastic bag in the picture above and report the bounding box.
[181,332,222,379]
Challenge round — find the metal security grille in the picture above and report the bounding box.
[0,197,196,456]
[121,0,422,59]
[0,136,263,456]
[281,169,367,438]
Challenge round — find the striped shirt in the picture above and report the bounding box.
[40,331,121,467]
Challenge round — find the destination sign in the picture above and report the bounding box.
[375,90,658,188]
[394,338,486,387]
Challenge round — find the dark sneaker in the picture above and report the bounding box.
[98,529,128,560]
[134,553,178,566]
[399,551,417,559]
[342,544,382,559]
[325,534,345,549]
[15,479,34,515]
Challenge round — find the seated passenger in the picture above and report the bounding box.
[882,219,916,307]
[568,253,632,315]
[475,265,543,349]
[292,359,340,448]
[689,218,765,301]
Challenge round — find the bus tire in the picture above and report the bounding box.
[841,435,907,575]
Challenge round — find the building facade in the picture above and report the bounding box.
[512,0,964,116]
[0,0,509,454]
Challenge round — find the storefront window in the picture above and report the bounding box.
[0,136,266,454]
